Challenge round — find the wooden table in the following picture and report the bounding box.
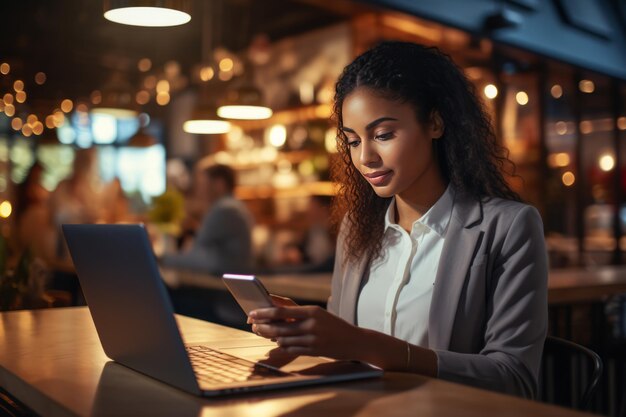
[0,307,595,417]
[161,266,626,305]
[548,266,626,304]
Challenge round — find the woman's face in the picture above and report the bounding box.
[341,87,444,199]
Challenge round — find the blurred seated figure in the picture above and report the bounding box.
[12,162,55,262]
[100,178,132,224]
[264,195,336,274]
[301,195,335,271]
[50,148,103,263]
[161,164,254,275]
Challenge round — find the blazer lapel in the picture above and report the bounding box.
[428,193,484,350]
[339,254,370,325]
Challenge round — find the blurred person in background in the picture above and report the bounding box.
[12,162,55,263]
[50,148,103,262]
[301,195,336,271]
[100,178,132,224]
[161,164,254,275]
[268,195,336,273]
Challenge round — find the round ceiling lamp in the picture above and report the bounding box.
[103,0,192,27]
[91,72,138,119]
[217,84,273,120]
[183,105,231,134]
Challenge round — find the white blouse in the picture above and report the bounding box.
[356,186,454,347]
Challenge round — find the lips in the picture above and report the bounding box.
[363,170,393,186]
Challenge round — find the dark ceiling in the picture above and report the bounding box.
[0,0,346,113]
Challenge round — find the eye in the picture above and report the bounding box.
[347,138,361,148]
[374,131,395,141]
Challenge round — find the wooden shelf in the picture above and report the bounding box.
[230,104,333,131]
[235,181,336,200]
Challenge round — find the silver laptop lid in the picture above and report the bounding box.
[62,223,200,395]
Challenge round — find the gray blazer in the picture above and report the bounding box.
[328,191,548,399]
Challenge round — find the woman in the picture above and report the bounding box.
[248,41,548,399]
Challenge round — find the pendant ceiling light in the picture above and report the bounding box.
[183,104,231,134]
[217,82,273,120]
[91,72,138,119]
[183,0,231,135]
[215,0,272,121]
[103,0,192,27]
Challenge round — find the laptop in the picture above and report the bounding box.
[62,224,382,397]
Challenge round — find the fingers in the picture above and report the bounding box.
[253,320,313,338]
[274,335,317,349]
[249,306,320,321]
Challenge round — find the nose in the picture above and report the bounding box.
[359,140,380,167]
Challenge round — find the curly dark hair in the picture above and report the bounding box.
[330,41,520,266]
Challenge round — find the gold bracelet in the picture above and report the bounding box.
[406,341,411,372]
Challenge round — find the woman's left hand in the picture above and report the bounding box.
[248,306,364,359]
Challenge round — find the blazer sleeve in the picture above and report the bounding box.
[435,205,548,399]
[327,217,348,314]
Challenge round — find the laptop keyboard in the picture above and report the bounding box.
[186,345,289,385]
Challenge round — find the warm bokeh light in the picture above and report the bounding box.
[219,58,234,72]
[484,84,498,99]
[547,152,570,168]
[299,82,314,105]
[515,91,529,106]
[579,79,595,93]
[90,90,102,105]
[0,201,12,218]
[138,58,152,72]
[580,120,593,134]
[76,103,88,113]
[156,79,170,93]
[136,90,150,105]
[325,128,338,153]
[183,120,231,134]
[164,61,180,77]
[267,124,287,147]
[103,7,191,27]
[200,66,214,82]
[53,110,66,127]
[3,93,13,104]
[21,124,33,137]
[11,118,23,131]
[618,116,626,131]
[550,84,563,99]
[0,63,9,75]
[61,99,73,113]
[35,72,46,85]
[555,121,568,135]
[26,114,38,125]
[144,75,157,89]
[599,154,615,171]
[15,91,26,103]
[32,121,44,135]
[4,104,15,117]
[13,80,24,92]
[45,115,55,129]
[156,92,170,106]
[562,171,575,187]
[218,71,233,81]
[217,105,273,120]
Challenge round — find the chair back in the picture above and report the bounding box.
[540,335,603,411]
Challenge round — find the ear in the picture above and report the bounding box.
[429,111,445,139]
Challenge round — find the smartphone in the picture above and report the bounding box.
[222,274,274,315]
